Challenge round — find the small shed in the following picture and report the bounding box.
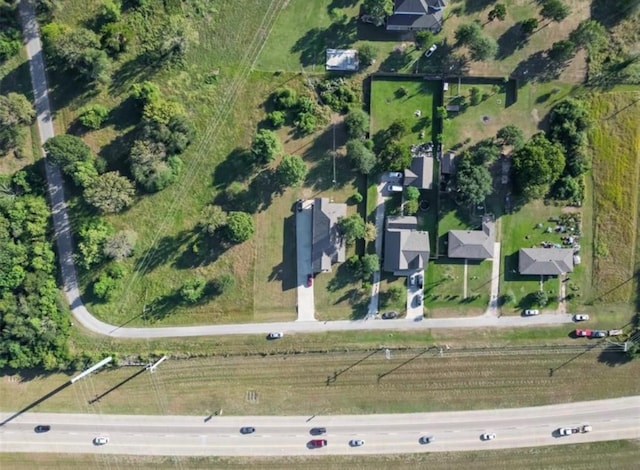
[325,49,359,71]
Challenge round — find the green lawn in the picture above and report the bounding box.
[370,78,439,145]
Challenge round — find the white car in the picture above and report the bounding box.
[524,309,539,316]
[574,314,589,321]
[93,436,109,445]
[267,332,283,340]
[481,433,496,441]
[424,44,437,57]
[349,439,365,447]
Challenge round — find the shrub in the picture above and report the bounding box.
[294,112,317,135]
[93,273,117,301]
[78,104,109,129]
[358,44,376,67]
[267,110,285,128]
[225,211,254,243]
[180,276,206,304]
[272,87,298,110]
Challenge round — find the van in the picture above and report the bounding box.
[387,184,403,192]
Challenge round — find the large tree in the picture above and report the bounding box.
[469,34,498,61]
[83,171,135,213]
[130,139,178,192]
[346,139,376,174]
[103,229,138,261]
[569,19,607,52]
[338,213,366,244]
[362,0,393,23]
[43,134,95,185]
[225,211,254,243]
[548,40,576,62]
[488,3,507,22]
[45,27,110,84]
[378,141,411,171]
[540,0,570,23]
[276,154,308,188]
[250,129,282,164]
[497,125,525,150]
[0,93,35,151]
[512,133,565,199]
[454,153,493,206]
[199,205,228,235]
[344,109,370,140]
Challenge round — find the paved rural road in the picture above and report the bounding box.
[1,397,638,456]
[18,0,575,339]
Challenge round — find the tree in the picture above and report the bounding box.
[346,139,376,174]
[570,19,607,52]
[130,139,177,192]
[454,154,493,206]
[78,104,109,129]
[267,110,285,128]
[404,199,419,215]
[250,129,282,164]
[552,175,583,201]
[455,23,482,45]
[360,254,380,279]
[76,217,114,269]
[497,125,525,149]
[0,93,35,151]
[512,133,565,199]
[130,81,161,108]
[548,40,575,62]
[294,112,317,135]
[363,0,393,22]
[358,44,376,67]
[404,186,420,201]
[469,86,481,106]
[533,289,549,307]
[338,213,366,244]
[180,276,206,304]
[103,229,137,261]
[521,18,539,35]
[225,211,254,243]
[468,34,498,61]
[364,222,377,242]
[142,114,195,155]
[344,109,369,139]
[488,3,507,21]
[540,0,570,23]
[548,99,592,177]
[93,272,118,301]
[43,134,93,175]
[212,273,235,295]
[98,0,121,25]
[199,205,227,235]
[276,154,308,187]
[47,27,111,84]
[379,141,411,171]
[415,30,434,50]
[272,87,298,110]
[83,171,135,213]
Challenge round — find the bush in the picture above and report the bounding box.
[358,44,376,67]
[317,79,357,113]
[272,87,298,110]
[533,290,549,307]
[344,109,369,140]
[78,104,109,129]
[180,276,206,304]
[250,129,282,164]
[225,211,254,243]
[469,87,481,106]
[267,110,285,128]
[93,273,117,301]
[212,273,235,294]
[415,30,433,50]
[294,112,317,135]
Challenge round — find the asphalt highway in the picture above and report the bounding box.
[1,397,638,456]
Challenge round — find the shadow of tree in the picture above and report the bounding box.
[379,48,414,72]
[591,0,640,28]
[291,17,358,67]
[142,291,182,322]
[97,126,138,175]
[110,52,159,95]
[512,51,568,83]
[328,0,359,11]
[597,350,633,367]
[136,230,195,274]
[464,0,497,14]
[496,23,526,60]
[212,147,256,190]
[173,230,231,270]
[327,262,356,292]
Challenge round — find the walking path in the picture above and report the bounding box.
[485,242,501,316]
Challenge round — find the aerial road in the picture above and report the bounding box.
[1,397,638,456]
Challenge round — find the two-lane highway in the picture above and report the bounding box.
[1,397,638,456]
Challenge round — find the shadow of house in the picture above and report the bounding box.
[312,198,347,274]
[447,217,495,259]
[518,247,574,276]
[386,0,446,33]
[291,18,358,68]
[383,215,430,276]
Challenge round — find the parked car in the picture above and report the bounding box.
[387,172,403,180]
[240,427,256,434]
[415,294,423,306]
[575,329,592,337]
[34,425,51,433]
[574,314,589,321]
[296,199,304,212]
[409,274,416,286]
[349,439,365,447]
[524,309,539,316]
[591,330,607,338]
[480,433,496,441]
[93,436,109,445]
[309,439,327,448]
[267,332,283,340]
[419,435,435,444]
[382,311,398,320]
[310,427,327,435]
[387,183,403,192]
[307,273,313,287]
[424,44,437,57]
[417,273,423,288]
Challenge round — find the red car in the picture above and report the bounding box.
[307,274,313,287]
[575,329,592,337]
[309,439,327,448]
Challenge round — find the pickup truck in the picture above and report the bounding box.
[559,425,591,436]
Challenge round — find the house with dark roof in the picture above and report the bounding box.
[383,216,430,275]
[518,248,574,276]
[440,152,456,176]
[448,219,495,259]
[386,0,446,32]
[312,198,347,273]
[404,154,434,189]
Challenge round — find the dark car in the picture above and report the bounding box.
[240,427,256,434]
[34,425,51,433]
[307,273,313,287]
[309,439,327,448]
[296,199,304,212]
[381,311,398,320]
[310,427,327,435]
[419,435,434,444]
[591,330,607,338]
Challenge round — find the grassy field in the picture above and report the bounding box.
[370,78,439,144]
[2,440,639,469]
[589,91,640,303]
[2,344,638,417]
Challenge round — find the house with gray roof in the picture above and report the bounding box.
[404,154,434,189]
[386,0,446,32]
[384,216,430,275]
[448,219,495,259]
[312,198,347,273]
[518,248,574,276]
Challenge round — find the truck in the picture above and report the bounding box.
[608,329,624,336]
[558,425,591,436]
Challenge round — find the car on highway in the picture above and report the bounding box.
[310,427,327,435]
[419,435,435,444]
[309,439,327,448]
[240,427,256,434]
[524,309,539,316]
[575,329,592,337]
[591,330,607,338]
[574,314,589,321]
[349,439,365,447]
[381,311,399,320]
[480,433,496,441]
[93,436,109,445]
[267,332,283,340]
[424,44,437,57]
[558,427,578,436]
[34,425,51,433]
[307,273,313,287]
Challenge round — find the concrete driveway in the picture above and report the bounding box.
[295,200,315,321]
[405,270,424,320]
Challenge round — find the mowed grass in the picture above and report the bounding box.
[2,346,638,417]
[370,78,438,145]
[589,91,640,303]
[3,440,640,469]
